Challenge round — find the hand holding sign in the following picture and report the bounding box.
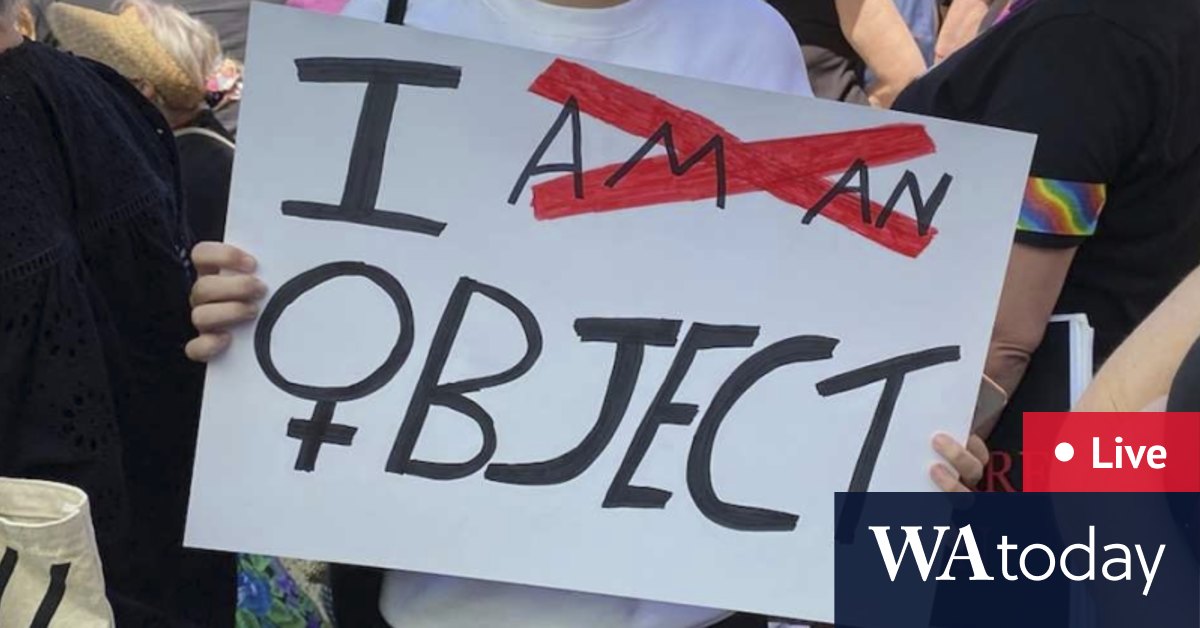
[930,433,989,492]
[186,242,265,362]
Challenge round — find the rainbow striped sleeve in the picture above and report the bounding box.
[1016,177,1107,237]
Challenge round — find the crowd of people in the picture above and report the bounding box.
[1,0,1197,626]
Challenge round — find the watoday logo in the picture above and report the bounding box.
[836,412,1200,625]
[869,524,1165,595]
[835,488,1197,626]
[847,413,1199,615]
[1023,412,1200,492]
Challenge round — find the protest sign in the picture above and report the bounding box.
[186,4,1035,620]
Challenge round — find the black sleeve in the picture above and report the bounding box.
[991,17,1158,246]
[899,13,1162,247]
[0,100,136,571]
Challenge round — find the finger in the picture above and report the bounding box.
[190,274,267,307]
[967,434,990,467]
[933,433,984,487]
[191,302,259,333]
[192,241,256,276]
[185,332,232,362]
[930,463,970,493]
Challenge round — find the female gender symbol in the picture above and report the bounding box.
[254,261,414,471]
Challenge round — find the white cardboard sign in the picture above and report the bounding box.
[187,5,1035,621]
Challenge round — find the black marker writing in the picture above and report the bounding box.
[817,346,961,543]
[487,318,681,485]
[876,171,953,236]
[688,335,840,532]
[252,261,969,533]
[605,122,728,209]
[605,323,758,509]
[284,58,462,236]
[387,277,542,480]
[804,158,870,225]
[255,262,414,471]
[804,160,953,236]
[508,96,584,205]
[816,346,962,493]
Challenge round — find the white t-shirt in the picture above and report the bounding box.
[334,1,813,626]
[341,0,814,97]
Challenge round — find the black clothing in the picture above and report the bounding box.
[895,0,1200,489]
[767,0,869,104]
[175,110,235,243]
[896,0,1200,362]
[981,0,1014,30]
[0,41,234,626]
[767,0,846,56]
[330,564,388,628]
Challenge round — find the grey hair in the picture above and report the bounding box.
[1,0,16,24]
[115,0,222,100]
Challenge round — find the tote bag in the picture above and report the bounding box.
[0,478,114,627]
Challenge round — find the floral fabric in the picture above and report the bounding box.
[237,554,334,628]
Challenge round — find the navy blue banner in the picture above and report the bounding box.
[835,493,1199,627]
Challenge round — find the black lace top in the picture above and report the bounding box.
[0,41,233,626]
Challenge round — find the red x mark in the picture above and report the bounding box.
[525,59,939,258]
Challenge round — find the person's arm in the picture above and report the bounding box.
[934,0,995,64]
[970,243,1076,437]
[983,244,1076,390]
[1075,267,1200,412]
[835,0,927,108]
